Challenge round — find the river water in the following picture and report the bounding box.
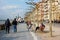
[0,21,5,24]
[0,20,13,25]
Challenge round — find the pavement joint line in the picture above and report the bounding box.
[30,31,38,40]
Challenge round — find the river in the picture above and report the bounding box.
[0,21,5,24]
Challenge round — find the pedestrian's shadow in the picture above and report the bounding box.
[35,30,50,34]
[42,30,55,33]
[17,30,29,33]
[43,31,49,33]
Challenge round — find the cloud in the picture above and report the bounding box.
[1,5,18,10]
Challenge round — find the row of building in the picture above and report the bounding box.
[24,0,60,23]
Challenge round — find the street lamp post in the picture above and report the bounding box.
[49,0,53,37]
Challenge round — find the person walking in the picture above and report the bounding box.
[12,18,17,32]
[5,18,11,33]
[40,23,45,31]
[35,23,45,32]
[27,21,32,31]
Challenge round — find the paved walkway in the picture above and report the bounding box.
[35,23,60,40]
[0,23,41,40]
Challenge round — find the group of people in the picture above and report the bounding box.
[26,21,45,32]
[5,18,17,33]
[5,18,45,33]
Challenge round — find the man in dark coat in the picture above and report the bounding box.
[5,18,11,33]
[12,18,17,32]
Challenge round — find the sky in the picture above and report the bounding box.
[0,0,41,20]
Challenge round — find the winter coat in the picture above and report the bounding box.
[12,20,17,25]
[5,19,11,27]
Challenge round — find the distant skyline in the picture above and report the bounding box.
[0,0,41,20]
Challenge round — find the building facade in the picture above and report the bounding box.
[42,0,60,22]
[25,0,60,23]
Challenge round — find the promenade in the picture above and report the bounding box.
[0,23,41,40]
[0,22,60,40]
